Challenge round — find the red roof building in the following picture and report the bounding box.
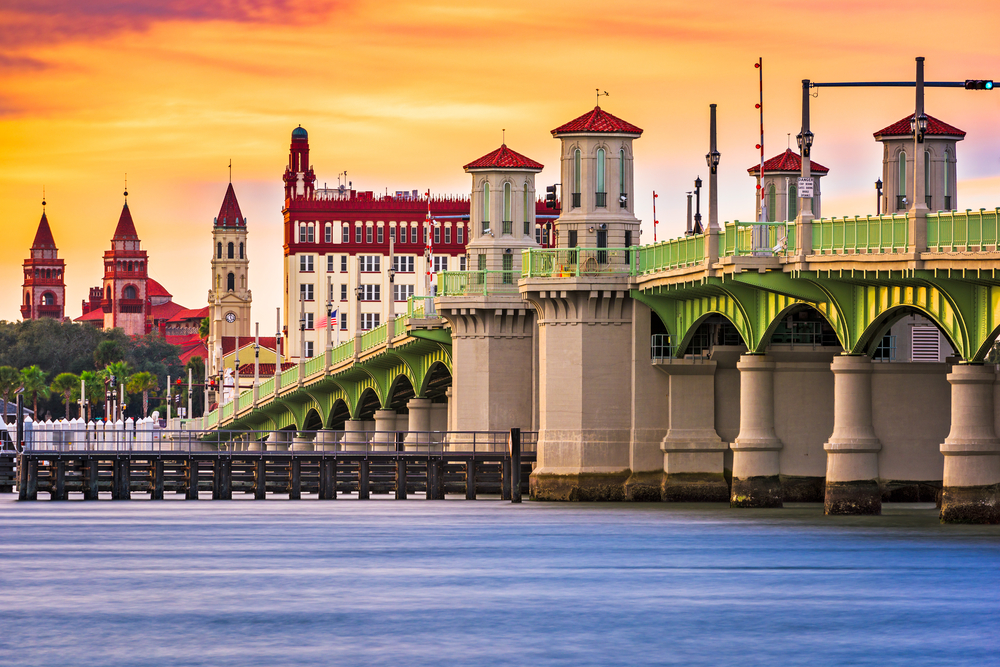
[873,114,966,140]
[747,149,829,175]
[463,144,544,171]
[21,209,66,321]
[551,106,643,136]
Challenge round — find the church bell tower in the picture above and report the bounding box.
[207,182,252,372]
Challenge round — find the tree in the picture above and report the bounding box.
[0,366,21,425]
[126,371,159,418]
[94,339,125,368]
[105,360,132,420]
[50,372,80,420]
[80,370,103,423]
[199,317,210,339]
[20,365,50,422]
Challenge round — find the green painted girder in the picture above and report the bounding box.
[634,270,1000,361]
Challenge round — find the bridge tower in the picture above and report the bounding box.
[21,204,66,321]
[437,143,543,433]
[521,106,658,500]
[874,114,963,214]
[207,182,252,375]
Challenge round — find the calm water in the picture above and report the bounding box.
[1,495,998,666]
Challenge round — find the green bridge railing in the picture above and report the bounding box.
[927,208,1000,252]
[258,376,275,396]
[360,323,388,351]
[522,247,639,278]
[437,270,519,296]
[331,338,353,363]
[280,365,298,389]
[811,214,909,254]
[636,236,703,274]
[237,388,253,412]
[303,354,325,377]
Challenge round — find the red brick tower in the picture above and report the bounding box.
[102,193,149,335]
[20,203,66,321]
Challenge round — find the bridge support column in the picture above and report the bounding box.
[940,364,1000,524]
[824,355,882,515]
[372,410,397,451]
[731,355,783,508]
[658,362,729,502]
[313,429,337,451]
[292,432,314,451]
[266,431,289,451]
[404,399,432,451]
[343,420,366,450]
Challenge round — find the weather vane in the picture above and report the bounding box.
[596,89,609,106]
[124,173,128,200]
[42,185,46,210]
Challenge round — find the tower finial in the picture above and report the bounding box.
[596,89,609,107]
[42,185,46,210]
[502,128,505,145]
[124,173,128,200]
[229,159,232,184]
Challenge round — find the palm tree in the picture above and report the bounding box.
[20,365,50,422]
[80,370,103,423]
[50,372,80,420]
[127,371,158,418]
[105,361,132,420]
[0,366,21,425]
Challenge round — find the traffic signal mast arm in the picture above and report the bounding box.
[810,81,992,89]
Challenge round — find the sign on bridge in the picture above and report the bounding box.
[797,177,814,198]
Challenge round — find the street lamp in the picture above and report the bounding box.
[796,130,814,157]
[876,178,883,215]
[911,112,928,143]
[706,149,721,174]
[693,177,703,234]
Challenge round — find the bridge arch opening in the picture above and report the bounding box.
[328,399,350,430]
[860,306,961,363]
[356,389,382,422]
[420,362,452,403]
[388,375,415,412]
[303,408,323,432]
[677,313,748,358]
[761,304,842,351]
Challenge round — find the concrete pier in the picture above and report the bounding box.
[731,355,783,507]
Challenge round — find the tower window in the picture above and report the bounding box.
[123,285,137,299]
[217,242,222,259]
[524,186,530,237]
[482,182,490,234]
[767,184,776,222]
[619,148,627,209]
[788,184,798,220]
[228,242,234,259]
[503,182,512,235]
[227,273,235,292]
[596,148,606,207]
[239,242,244,259]
[41,293,55,306]
[573,149,581,208]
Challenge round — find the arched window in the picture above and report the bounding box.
[596,148,606,207]
[217,242,222,259]
[41,293,54,306]
[788,184,798,220]
[619,148,627,208]
[106,286,111,301]
[767,184,776,222]
[227,272,235,291]
[127,262,132,272]
[239,242,244,259]
[573,149,581,208]
[24,292,29,305]
[924,150,931,209]
[123,285,137,299]
[523,184,530,237]
[503,182,512,235]
[482,182,490,234]
[228,242,234,259]
[944,151,951,209]
[898,152,907,197]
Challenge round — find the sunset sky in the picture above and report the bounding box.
[2,0,999,326]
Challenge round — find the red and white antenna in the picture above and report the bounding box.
[652,191,659,242]
[754,58,765,222]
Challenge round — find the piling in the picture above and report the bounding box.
[151,459,164,500]
[84,457,99,500]
[359,459,370,499]
[465,459,476,500]
[186,458,199,500]
[52,459,67,501]
[511,428,522,504]
[254,457,266,500]
[289,458,301,500]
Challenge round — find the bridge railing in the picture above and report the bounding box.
[811,213,909,254]
[635,235,704,274]
[331,338,354,363]
[437,270,519,296]
[303,354,325,376]
[522,247,638,278]
[719,221,794,256]
[258,376,275,396]
[360,323,389,351]
[407,295,436,318]
[19,429,539,454]
[237,389,253,412]
[280,365,298,389]
[927,208,1000,252]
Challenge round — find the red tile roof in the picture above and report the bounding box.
[874,113,966,139]
[167,306,209,323]
[75,308,105,322]
[150,300,186,321]
[176,337,209,366]
[222,336,279,355]
[747,149,829,175]
[32,212,56,248]
[463,144,543,171]
[113,202,139,239]
[215,183,245,227]
[240,362,296,375]
[147,278,172,298]
[552,106,643,136]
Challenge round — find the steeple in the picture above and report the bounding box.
[31,211,57,250]
[283,125,316,201]
[22,204,66,321]
[215,182,245,228]
[208,181,252,370]
[113,202,139,240]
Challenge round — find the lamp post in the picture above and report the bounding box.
[705,103,721,232]
[693,177,703,234]
[876,178,883,215]
[796,79,815,224]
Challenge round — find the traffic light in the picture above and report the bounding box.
[545,185,557,209]
[175,377,183,387]
[965,79,994,90]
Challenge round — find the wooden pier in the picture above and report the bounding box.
[6,446,531,502]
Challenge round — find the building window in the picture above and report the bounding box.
[502,182,512,235]
[340,313,348,330]
[400,225,408,244]
[299,225,314,243]
[523,186,530,236]
[228,242,234,259]
[788,184,798,220]
[619,148,627,209]
[625,230,632,248]
[342,225,350,243]
[423,226,428,244]
[393,284,414,302]
[239,242,244,259]
[393,256,414,273]
[123,285,137,299]
[378,227,384,243]
[767,184,776,222]
[359,284,380,301]
[304,341,314,358]
[299,255,314,272]
[340,284,347,300]
[360,255,380,272]
[478,253,486,271]
[502,253,513,281]
[459,256,467,271]
[327,255,334,272]
[304,312,314,330]
[366,226,373,243]
[573,149,581,208]
[390,226,396,241]
[482,182,490,234]
[300,283,314,301]
[227,273,235,291]
[444,226,451,244]
[217,242,222,259]
[355,225,362,243]
[535,227,541,244]
[434,225,441,244]
[433,256,448,272]
[325,224,332,243]
[340,255,348,272]
[924,150,932,209]
[596,148,606,207]
[360,313,380,330]
[568,230,578,248]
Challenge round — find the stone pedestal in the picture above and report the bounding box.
[404,398,432,450]
[824,355,882,515]
[657,361,728,502]
[292,432,315,451]
[372,409,397,451]
[265,430,289,451]
[313,429,337,451]
[941,364,1000,524]
[342,419,366,450]
[731,355,783,507]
